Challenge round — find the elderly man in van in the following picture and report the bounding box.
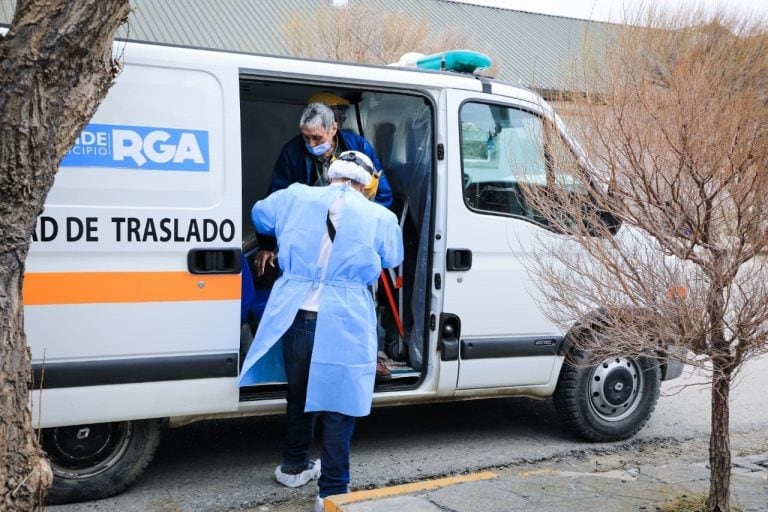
[240,150,403,511]
[268,95,392,207]
[255,100,393,271]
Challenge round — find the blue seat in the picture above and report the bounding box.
[241,252,270,325]
[240,251,286,385]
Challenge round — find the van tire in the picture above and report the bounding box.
[554,350,660,442]
[42,418,163,504]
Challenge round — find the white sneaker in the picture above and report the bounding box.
[314,496,325,512]
[274,459,321,488]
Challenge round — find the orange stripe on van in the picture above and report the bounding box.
[23,271,240,305]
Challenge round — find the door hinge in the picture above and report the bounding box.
[437,143,445,160]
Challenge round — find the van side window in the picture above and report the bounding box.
[460,101,586,229]
[460,102,546,218]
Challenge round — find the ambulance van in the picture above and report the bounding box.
[23,40,683,503]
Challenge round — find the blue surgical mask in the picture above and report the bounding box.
[306,141,332,157]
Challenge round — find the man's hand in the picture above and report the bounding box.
[254,249,276,276]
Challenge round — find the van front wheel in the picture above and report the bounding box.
[42,418,163,504]
[554,351,660,442]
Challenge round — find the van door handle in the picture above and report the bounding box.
[446,248,472,271]
[187,248,242,274]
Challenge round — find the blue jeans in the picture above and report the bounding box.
[281,310,356,497]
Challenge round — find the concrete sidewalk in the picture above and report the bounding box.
[322,439,768,512]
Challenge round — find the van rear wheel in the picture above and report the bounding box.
[554,350,660,442]
[42,418,163,504]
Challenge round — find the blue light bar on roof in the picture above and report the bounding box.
[416,50,492,73]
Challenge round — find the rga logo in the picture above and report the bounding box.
[61,123,210,172]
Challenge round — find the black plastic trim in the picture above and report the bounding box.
[477,75,492,94]
[438,313,461,361]
[446,248,472,271]
[188,248,242,274]
[460,337,564,360]
[32,353,239,390]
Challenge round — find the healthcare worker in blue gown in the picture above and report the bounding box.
[254,100,396,383]
[239,150,403,510]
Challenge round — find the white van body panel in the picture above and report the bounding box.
[26,301,234,361]
[30,378,235,429]
[26,43,243,426]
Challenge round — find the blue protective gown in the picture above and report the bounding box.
[239,182,404,417]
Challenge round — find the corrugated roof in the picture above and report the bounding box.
[0,0,611,93]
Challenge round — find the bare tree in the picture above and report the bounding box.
[0,1,130,509]
[282,0,473,65]
[517,8,768,512]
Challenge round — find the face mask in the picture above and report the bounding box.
[306,141,332,157]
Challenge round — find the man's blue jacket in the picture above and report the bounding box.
[269,130,393,208]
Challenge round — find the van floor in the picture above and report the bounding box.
[238,362,420,402]
[387,359,419,380]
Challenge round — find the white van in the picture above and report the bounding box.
[24,41,683,503]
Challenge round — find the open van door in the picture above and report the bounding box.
[442,89,565,391]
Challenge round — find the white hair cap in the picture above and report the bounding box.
[327,151,374,186]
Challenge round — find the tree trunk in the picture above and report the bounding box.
[0,258,50,511]
[0,1,130,510]
[707,366,732,512]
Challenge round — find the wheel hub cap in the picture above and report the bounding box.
[604,369,634,405]
[42,422,132,478]
[588,357,644,421]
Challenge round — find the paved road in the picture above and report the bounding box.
[50,354,768,512]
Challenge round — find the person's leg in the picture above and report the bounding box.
[281,312,317,472]
[317,412,356,498]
